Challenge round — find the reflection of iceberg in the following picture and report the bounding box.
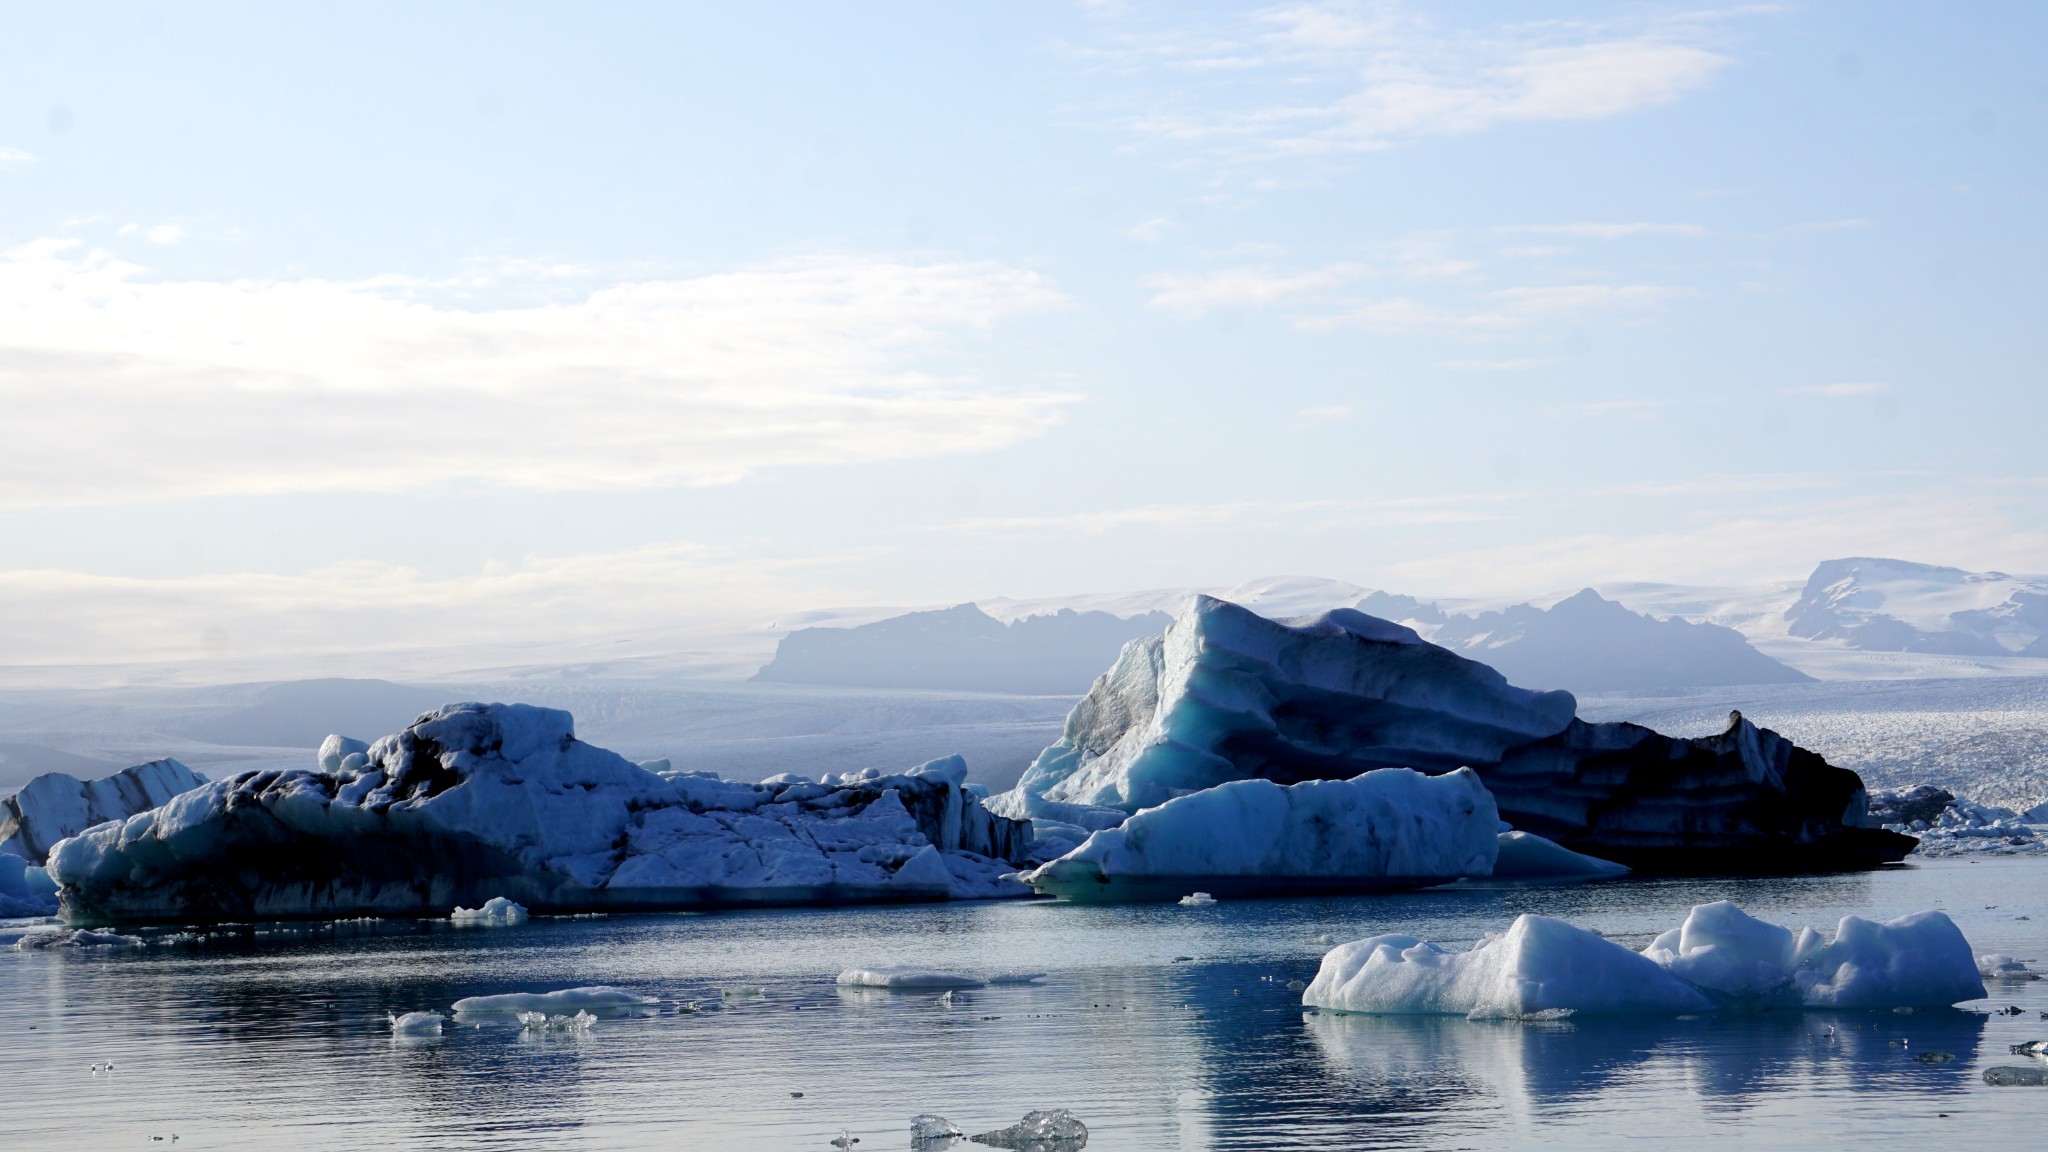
[1023,769,1497,901]
[48,703,1034,923]
[1306,902,1986,1017]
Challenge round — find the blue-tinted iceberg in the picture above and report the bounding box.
[1023,768,1497,901]
[1491,830,1630,879]
[0,851,59,918]
[1305,901,1985,1017]
[46,703,1034,924]
[1,758,206,864]
[1005,596,1909,873]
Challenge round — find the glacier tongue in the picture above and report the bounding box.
[45,702,1035,924]
[1004,595,1911,873]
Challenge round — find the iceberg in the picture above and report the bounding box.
[1005,596,1909,873]
[0,851,59,917]
[1,758,206,864]
[450,986,656,1015]
[14,927,144,950]
[1490,830,1630,879]
[837,966,986,989]
[1023,768,1497,901]
[450,896,529,925]
[969,1109,1088,1149]
[45,704,1035,924]
[387,1011,445,1035]
[1305,901,1985,1017]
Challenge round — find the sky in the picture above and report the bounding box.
[1,1,2045,676]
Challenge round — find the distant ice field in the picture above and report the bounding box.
[1579,676,2048,810]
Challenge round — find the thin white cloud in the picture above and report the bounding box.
[1785,381,1888,398]
[1146,263,1359,312]
[1123,217,1175,242]
[941,495,1510,535]
[118,222,188,245]
[1502,222,1706,239]
[1103,4,1741,157]
[0,240,1072,506]
[0,146,38,167]
[1302,281,1685,333]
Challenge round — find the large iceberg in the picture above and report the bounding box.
[1004,596,1910,873]
[0,759,206,864]
[45,703,1033,924]
[1023,768,1497,901]
[1305,901,1985,1017]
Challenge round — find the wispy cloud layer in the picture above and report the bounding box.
[1096,2,1741,157]
[0,241,1071,506]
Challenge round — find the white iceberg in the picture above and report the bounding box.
[387,1010,445,1035]
[451,986,657,1015]
[1002,596,1908,873]
[1490,830,1629,879]
[450,896,529,925]
[14,927,145,950]
[970,1109,1088,1149]
[1,758,206,864]
[46,704,1035,923]
[1023,768,1496,901]
[1980,953,2039,980]
[1306,901,1987,1017]
[836,966,986,989]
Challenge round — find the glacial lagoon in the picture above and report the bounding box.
[4,856,2045,1151]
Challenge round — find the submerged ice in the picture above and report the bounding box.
[1304,900,1985,1017]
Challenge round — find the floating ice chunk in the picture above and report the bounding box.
[518,1009,596,1031]
[1793,910,1985,1008]
[450,896,529,925]
[721,985,766,999]
[911,1113,964,1142]
[1305,913,1713,1018]
[451,986,656,1015]
[1985,1065,2048,1086]
[1025,768,1496,901]
[15,928,145,950]
[985,971,1047,985]
[836,966,986,990]
[1491,831,1629,879]
[1980,954,2039,980]
[970,1109,1088,1149]
[1178,892,1217,906]
[1640,901,1824,1002]
[387,1011,444,1035]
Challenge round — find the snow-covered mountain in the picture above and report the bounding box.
[1783,558,2048,658]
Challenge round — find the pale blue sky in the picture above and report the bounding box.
[0,2,2043,670]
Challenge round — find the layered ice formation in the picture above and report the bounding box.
[1,759,206,864]
[1006,596,1909,872]
[45,703,1034,923]
[450,986,657,1015]
[1024,768,1498,901]
[1304,901,1985,1017]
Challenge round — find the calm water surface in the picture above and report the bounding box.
[4,857,2045,1151]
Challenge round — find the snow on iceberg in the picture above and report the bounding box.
[1305,901,1985,1017]
[450,986,657,1015]
[1306,914,1714,1018]
[1024,768,1497,901]
[45,704,1035,923]
[451,896,529,925]
[1,759,206,864]
[1004,596,1909,873]
[1491,830,1630,879]
[837,966,986,989]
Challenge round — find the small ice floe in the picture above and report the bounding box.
[451,986,657,1016]
[1304,901,1986,1017]
[2010,1040,2048,1059]
[721,985,767,1000]
[1305,934,1335,946]
[517,1010,596,1032]
[911,1113,964,1143]
[1979,954,2039,980]
[830,1130,860,1148]
[970,1109,1087,1149]
[985,971,1047,986]
[1914,1051,1956,1064]
[1178,892,1217,907]
[449,897,529,926]
[15,928,144,951]
[387,1011,445,1035]
[836,967,986,990]
[1985,1066,2048,1086]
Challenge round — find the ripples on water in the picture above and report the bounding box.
[4,858,2045,1150]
